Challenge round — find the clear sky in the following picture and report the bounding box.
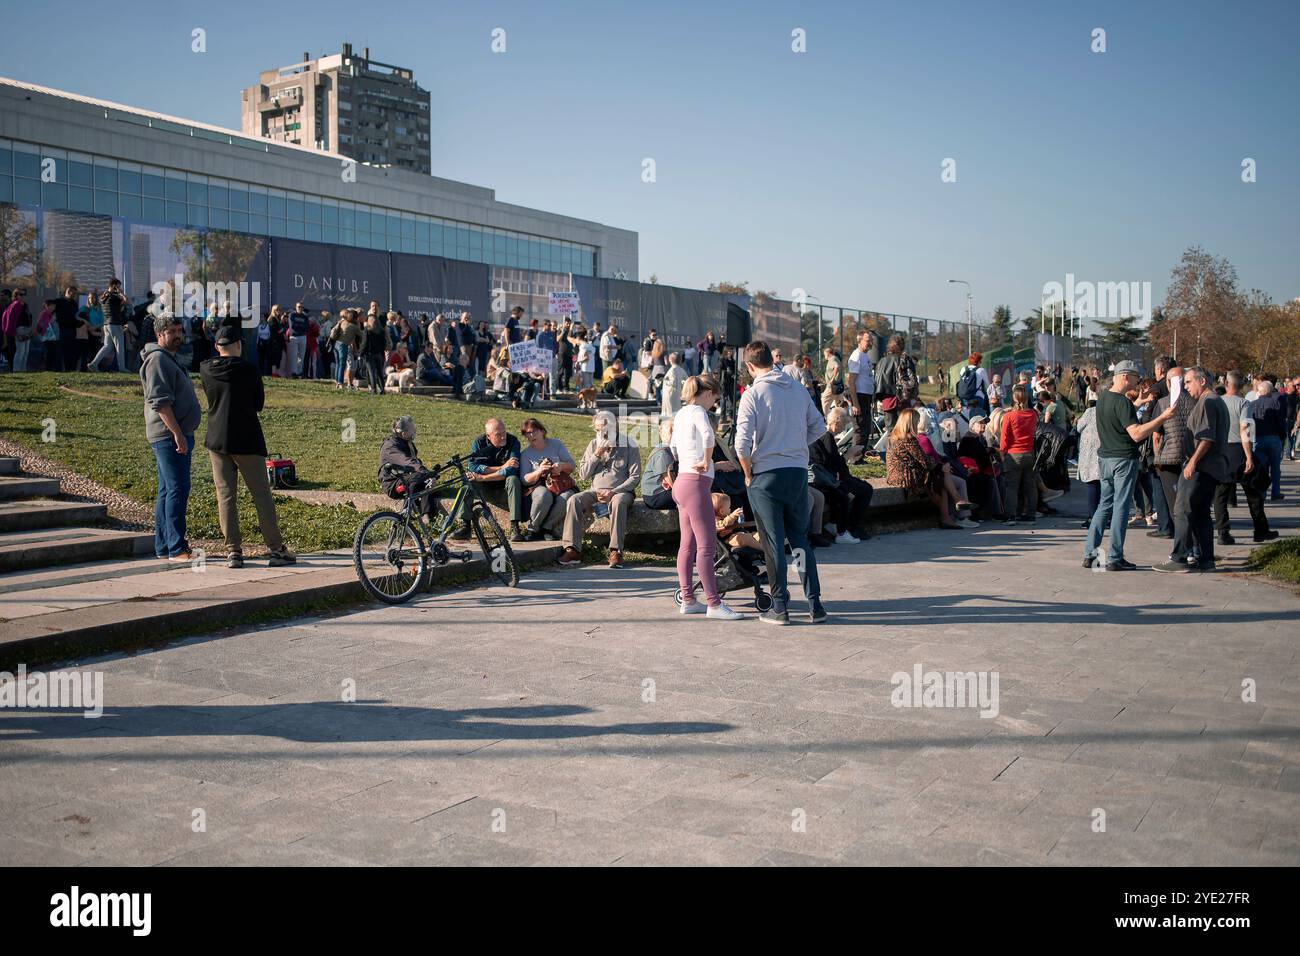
[3,0,1297,331]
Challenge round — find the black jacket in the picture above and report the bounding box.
[200,356,267,456]
[808,432,851,484]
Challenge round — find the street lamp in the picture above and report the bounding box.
[948,279,972,354]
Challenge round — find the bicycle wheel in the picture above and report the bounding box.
[353,510,429,604]
[471,501,519,587]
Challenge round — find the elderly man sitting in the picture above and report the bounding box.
[809,405,875,543]
[457,418,526,541]
[558,409,642,569]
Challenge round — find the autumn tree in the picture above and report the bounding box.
[0,206,38,287]
[1156,246,1247,372]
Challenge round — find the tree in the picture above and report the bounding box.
[1156,246,1246,372]
[989,304,1013,348]
[707,280,749,295]
[1095,315,1146,349]
[0,205,38,287]
[647,273,659,284]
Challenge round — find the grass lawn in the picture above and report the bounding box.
[1,371,881,552]
[1249,537,1300,586]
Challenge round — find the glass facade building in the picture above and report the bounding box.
[0,138,597,277]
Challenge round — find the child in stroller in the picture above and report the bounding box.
[670,494,773,612]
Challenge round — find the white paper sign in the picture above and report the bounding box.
[1169,375,1182,406]
[548,291,580,316]
[508,341,554,375]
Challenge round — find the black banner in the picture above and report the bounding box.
[390,253,490,321]
[270,239,389,314]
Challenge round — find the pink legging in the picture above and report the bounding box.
[672,471,721,607]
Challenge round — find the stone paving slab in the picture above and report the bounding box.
[0,465,1297,865]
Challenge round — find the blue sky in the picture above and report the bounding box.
[3,0,1297,331]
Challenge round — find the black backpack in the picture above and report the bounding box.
[956,366,982,401]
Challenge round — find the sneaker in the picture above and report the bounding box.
[957,518,979,529]
[167,551,194,563]
[1151,560,1191,573]
[1106,559,1137,571]
[1217,533,1236,546]
[759,601,789,626]
[558,547,582,567]
[521,529,541,542]
[1004,518,1019,526]
[680,600,707,615]
[1082,554,1096,569]
[808,598,827,624]
[850,528,872,542]
[707,602,744,620]
[267,551,297,567]
[1042,489,1065,502]
[450,523,472,542]
[1253,530,1280,543]
[810,533,835,548]
[608,549,624,569]
[227,553,245,569]
[834,531,860,545]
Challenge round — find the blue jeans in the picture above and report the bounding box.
[1256,435,1284,498]
[151,433,194,558]
[1085,456,1139,564]
[333,342,349,384]
[748,467,820,605]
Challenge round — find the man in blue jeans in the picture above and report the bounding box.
[140,315,202,561]
[1084,361,1174,571]
[735,340,829,625]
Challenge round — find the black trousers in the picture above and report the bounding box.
[817,475,874,533]
[1155,466,1180,535]
[1213,444,1269,538]
[854,396,876,447]
[1172,469,1218,565]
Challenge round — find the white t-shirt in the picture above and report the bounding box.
[577,342,594,372]
[848,348,875,395]
[670,403,715,478]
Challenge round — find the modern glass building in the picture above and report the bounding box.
[0,75,638,307]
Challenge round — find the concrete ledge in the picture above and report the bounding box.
[0,542,563,667]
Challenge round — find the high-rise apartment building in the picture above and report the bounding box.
[241,43,431,174]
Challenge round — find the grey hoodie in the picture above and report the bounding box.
[140,343,201,443]
[734,368,827,475]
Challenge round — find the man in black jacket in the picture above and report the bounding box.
[809,406,874,543]
[200,323,294,568]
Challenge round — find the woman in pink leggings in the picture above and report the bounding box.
[669,375,743,620]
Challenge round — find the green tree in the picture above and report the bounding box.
[989,304,1013,347]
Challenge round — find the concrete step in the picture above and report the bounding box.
[0,499,108,533]
[0,457,19,475]
[0,475,62,500]
[0,527,155,575]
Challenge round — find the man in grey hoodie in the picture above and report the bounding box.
[140,313,202,560]
[734,340,829,625]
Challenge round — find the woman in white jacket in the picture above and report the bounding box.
[660,351,689,418]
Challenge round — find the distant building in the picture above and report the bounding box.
[241,43,431,175]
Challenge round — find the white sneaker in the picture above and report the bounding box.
[958,518,979,529]
[706,602,743,620]
[680,600,706,615]
[834,531,861,545]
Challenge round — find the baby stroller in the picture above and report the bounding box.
[670,539,773,612]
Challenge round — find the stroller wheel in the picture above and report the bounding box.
[754,590,773,612]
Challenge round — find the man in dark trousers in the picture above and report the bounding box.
[200,323,295,568]
[1153,366,1229,573]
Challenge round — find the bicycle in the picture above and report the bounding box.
[352,453,519,604]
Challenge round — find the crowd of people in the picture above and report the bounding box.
[19,281,1296,608]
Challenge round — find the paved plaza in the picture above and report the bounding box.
[1,478,1298,866]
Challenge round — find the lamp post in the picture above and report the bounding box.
[948,279,973,355]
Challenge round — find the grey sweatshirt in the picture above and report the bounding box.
[734,368,827,475]
[140,343,201,443]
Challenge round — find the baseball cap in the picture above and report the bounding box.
[1113,360,1142,376]
[214,324,241,346]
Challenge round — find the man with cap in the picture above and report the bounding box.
[1083,360,1175,571]
[200,322,295,568]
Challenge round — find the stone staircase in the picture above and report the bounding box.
[0,456,153,573]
